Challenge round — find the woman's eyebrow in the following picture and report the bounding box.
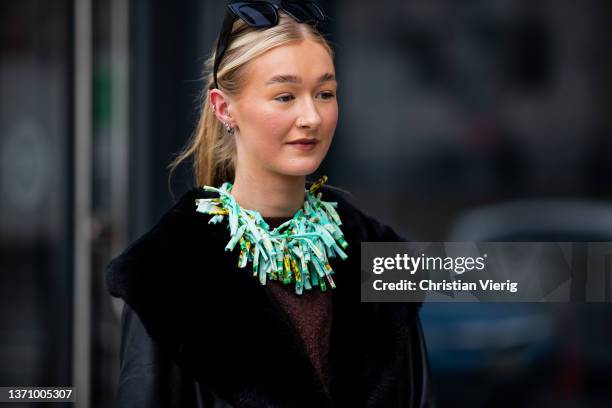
[265,72,336,85]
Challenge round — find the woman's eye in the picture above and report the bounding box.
[275,92,335,102]
[319,92,336,100]
[275,94,295,102]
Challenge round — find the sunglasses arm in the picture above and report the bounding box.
[212,11,237,89]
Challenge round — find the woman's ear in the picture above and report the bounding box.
[209,89,234,126]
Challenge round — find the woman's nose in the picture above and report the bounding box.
[297,98,322,128]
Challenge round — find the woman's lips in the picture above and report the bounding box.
[287,140,318,151]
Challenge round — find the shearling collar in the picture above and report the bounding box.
[105,184,422,407]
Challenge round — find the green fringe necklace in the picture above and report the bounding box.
[195,175,349,295]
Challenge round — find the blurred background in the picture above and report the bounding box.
[1,0,611,407]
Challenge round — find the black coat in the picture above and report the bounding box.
[105,183,435,407]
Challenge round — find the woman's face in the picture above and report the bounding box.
[226,39,338,178]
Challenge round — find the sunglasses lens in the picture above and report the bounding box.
[233,3,277,27]
[283,2,325,23]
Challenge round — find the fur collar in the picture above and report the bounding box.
[105,184,422,407]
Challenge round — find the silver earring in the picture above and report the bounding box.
[224,122,235,135]
[212,104,216,113]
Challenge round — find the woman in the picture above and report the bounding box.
[105,1,434,407]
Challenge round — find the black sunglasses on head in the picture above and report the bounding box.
[211,0,327,90]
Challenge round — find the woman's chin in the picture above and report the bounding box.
[277,159,322,177]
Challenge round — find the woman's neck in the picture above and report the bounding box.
[230,169,306,218]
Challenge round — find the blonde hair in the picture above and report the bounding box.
[167,11,334,195]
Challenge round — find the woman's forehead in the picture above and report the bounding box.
[246,40,335,85]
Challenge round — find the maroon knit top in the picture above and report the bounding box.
[264,216,333,390]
